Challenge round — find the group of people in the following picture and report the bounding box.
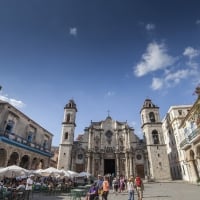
[85,175,109,200]
[127,175,144,200]
[86,174,144,200]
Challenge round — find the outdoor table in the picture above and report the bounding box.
[70,188,85,200]
[85,184,92,188]
[77,185,87,189]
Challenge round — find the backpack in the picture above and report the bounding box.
[135,177,142,187]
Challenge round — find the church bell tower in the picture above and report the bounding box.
[140,99,171,180]
[57,99,77,170]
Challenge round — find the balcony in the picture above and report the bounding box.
[0,130,53,157]
[180,138,191,150]
[188,127,200,143]
[180,127,200,150]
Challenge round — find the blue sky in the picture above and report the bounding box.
[0,0,200,146]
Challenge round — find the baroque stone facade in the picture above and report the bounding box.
[58,99,171,180]
[0,100,53,169]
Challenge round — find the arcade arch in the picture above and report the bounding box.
[0,149,7,166]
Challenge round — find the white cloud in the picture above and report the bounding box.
[151,77,164,90]
[196,19,200,25]
[134,42,176,77]
[165,69,190,84]
[183,47,200,59]
[151,69,194,91]
[0,94,25,108]
[146,23,155,31]
[69,27,77,36]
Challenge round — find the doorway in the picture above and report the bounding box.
[104,159,115,175]
[136,165,145,178]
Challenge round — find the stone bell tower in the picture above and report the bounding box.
[140,99,171,180]
[57,99,77,170]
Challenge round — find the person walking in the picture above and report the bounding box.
[102,176,109,200]
[96,175,103,194]
[112,177,119,194]
[127,178,134,200]
[25,175,34,200]
[134,175,144,200]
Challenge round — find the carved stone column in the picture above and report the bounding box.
[115,130,119,150]
[129,154,133,176]
[100,130,103,150]
[145,152,150,180]
[125,152,129,178]
[88,129,92,150]
[116,153,120,177]
[87,152,91,173]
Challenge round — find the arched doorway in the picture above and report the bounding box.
[20,155,30,169]
[189,150,199,181]
[0,149,7,167]
[104,159,115,175]
[38,159,44,169]
[31,157,39,170]
[7,152,19,166]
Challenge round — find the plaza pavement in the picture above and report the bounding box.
[32,181,200,200]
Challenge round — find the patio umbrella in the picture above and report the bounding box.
[39,167,65,177]
[59,169,71,178]
[78,171,91,177]
[67,170,79,178]
[0,165,28,178]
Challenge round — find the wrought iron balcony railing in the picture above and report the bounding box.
[0,130,52,156]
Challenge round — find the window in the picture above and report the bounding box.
[65,132,68,139]
[27,132,33,142]
[43,140,48,149]
[67,114,70,122]
[178,110,182,115]
[5,120,14,133]
[149,112,155,122]
[136,154,142,160]
[152,130,160,144]
[77,154,83,160]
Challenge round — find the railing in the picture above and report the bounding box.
[180,138,190,149]
[188,127,200,142]
[0,130,52,155]
[180,127,200,149]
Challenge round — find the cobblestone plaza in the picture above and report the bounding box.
[32,181,200,200]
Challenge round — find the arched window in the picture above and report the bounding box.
[67,114,70,122]
[65,132,68,139]
[152,130,159,144]
[149,112,155,122]
[5,120,14,133]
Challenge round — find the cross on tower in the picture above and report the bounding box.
[107,110,110,117]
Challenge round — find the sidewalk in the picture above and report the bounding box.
[32,181,200,200]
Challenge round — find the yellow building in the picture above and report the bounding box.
[0,100,53,169]
[179,86,200,183]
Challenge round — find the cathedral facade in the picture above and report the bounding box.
[57,99,171,180]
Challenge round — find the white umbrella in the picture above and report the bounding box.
[39,167,65,177]
[59,169,71,177]
[78,171,91,177]
[30,169,43,176]
[67,170,79,178]
[0,165,28,178]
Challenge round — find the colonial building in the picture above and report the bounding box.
[0,100,53,169]
[162,105,192,180]
[58,99,171,181]
[178,87,200,183]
